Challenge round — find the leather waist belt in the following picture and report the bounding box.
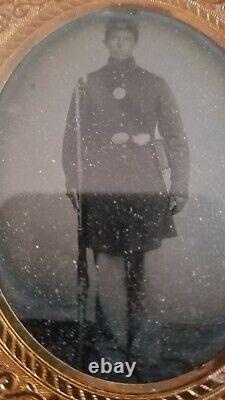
[111,132,151,146]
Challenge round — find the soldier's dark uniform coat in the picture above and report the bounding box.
[62,56,189,255]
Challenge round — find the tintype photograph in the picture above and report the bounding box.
[1,7,225,384]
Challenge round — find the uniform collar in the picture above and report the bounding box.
[106,56,137,74]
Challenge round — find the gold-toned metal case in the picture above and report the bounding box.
[1,1,225,399]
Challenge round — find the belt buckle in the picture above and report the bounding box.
[132,133,150,146]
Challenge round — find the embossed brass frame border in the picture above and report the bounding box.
[1,0,225,399]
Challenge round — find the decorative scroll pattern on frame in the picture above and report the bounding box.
[0,0,225,68]
[1,0,225,399]
[2,309,225,400]
[0,1,49,44]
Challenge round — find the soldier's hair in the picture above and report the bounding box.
[105,17,139,43]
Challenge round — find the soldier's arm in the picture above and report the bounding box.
[157,79,189,199]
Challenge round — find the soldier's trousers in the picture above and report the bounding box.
[84,250,163,382]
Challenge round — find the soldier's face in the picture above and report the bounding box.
[105,30,137,60]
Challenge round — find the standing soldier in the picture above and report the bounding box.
[62,11,189,382]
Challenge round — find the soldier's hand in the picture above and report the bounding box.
[169,195,187,215]
[66,188,79,211]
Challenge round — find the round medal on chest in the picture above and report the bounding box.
[113,87,126,100]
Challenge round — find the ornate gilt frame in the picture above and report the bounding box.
[1,0,225,399]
